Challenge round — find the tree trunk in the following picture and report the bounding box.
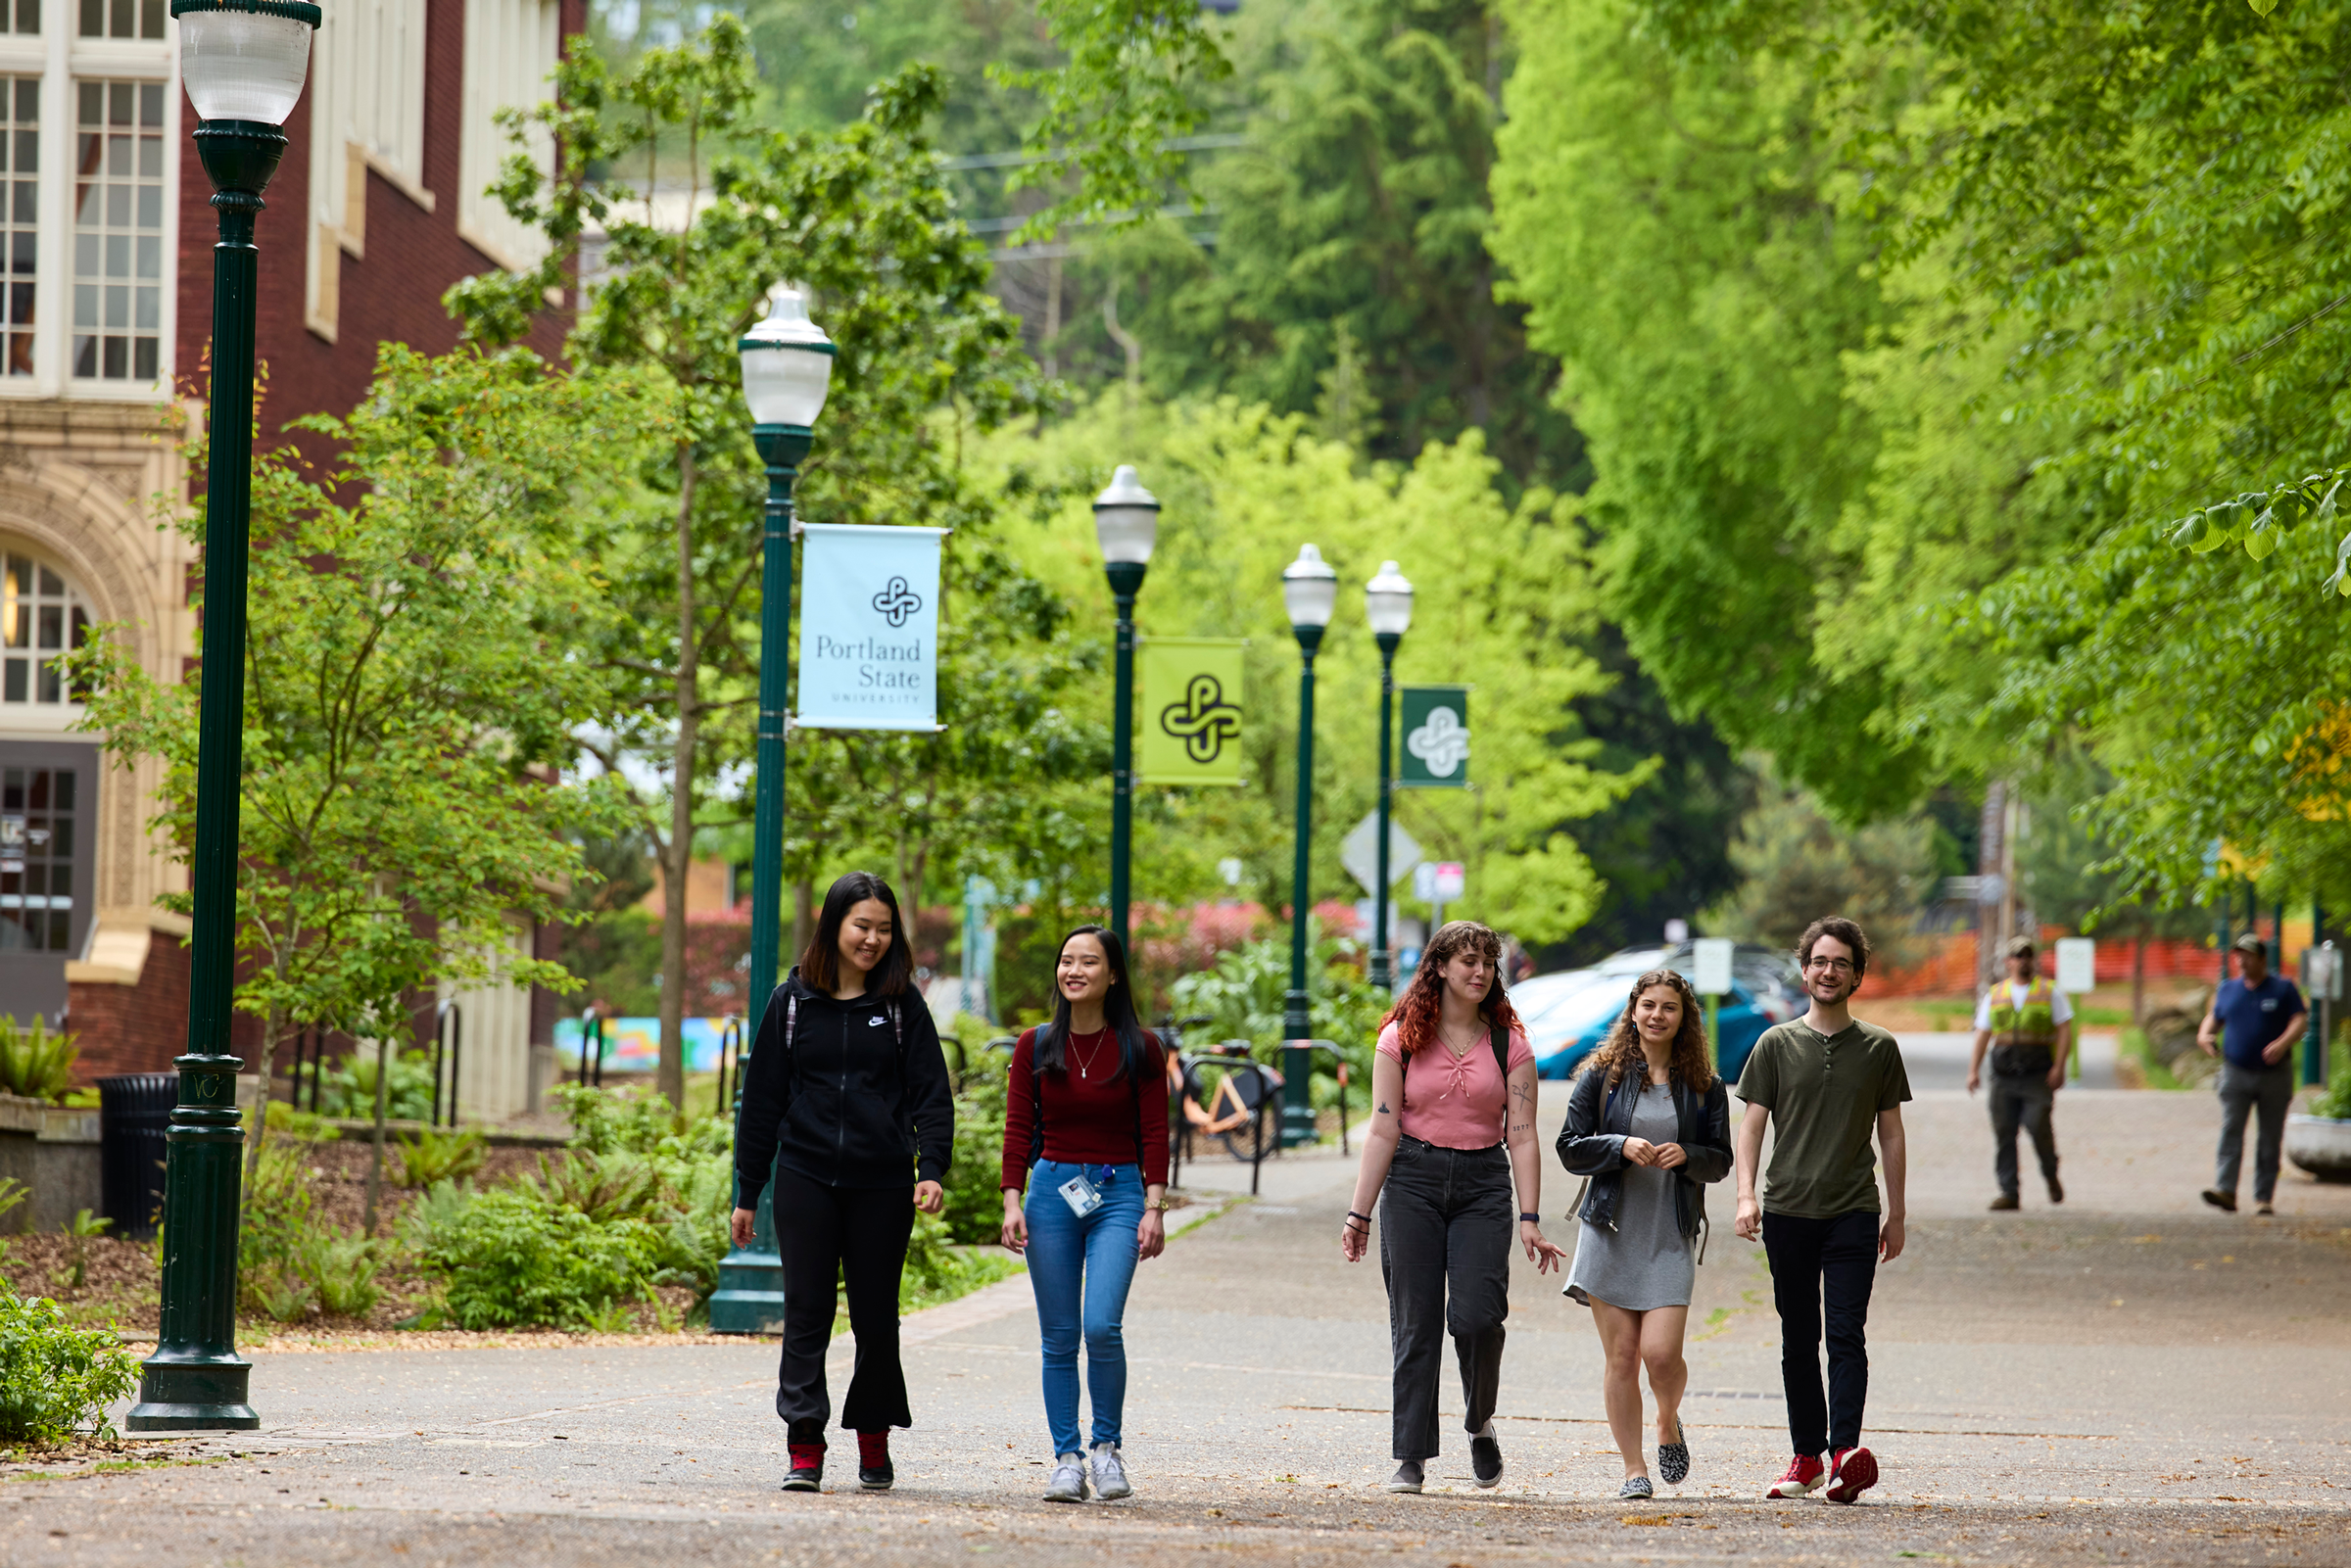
[792,878,814,974]
[2132,933,2146,1027]
[657,448,700,1115]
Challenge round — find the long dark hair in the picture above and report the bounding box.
[1034,925,1148,1080]
[797,871,914,997]
[1585,969,1717,1091]
[1379,919,1521,1055]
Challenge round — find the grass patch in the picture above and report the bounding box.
[2118,1026,2191,1091]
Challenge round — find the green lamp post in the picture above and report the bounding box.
[124,0,320,1435]
[1363,561,1413,991]
[708,290,834,1336]
[1094,465,1159,956]
[1279,544,1338,1148]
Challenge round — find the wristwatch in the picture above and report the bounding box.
[1519,1212,1542,1223]
[1147,1198,1173,1212]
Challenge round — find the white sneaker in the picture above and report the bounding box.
[1043,1452,1089,1503]
[1089,1442,1131,1499]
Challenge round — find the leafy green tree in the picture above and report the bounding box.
[64,346,655,1157]
[1704,767,1937,966]
[456,21,1095,1098]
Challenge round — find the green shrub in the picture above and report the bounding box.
[944,1061,1010,1245]
[0,1295,139,1441]
[262,1102,343,1142]
[312,1237,384,1319]
[0,1016,76,1103]
[414,1185,661,1330]
[395,1126,487,1188]
[1170,923,1388,1105]
[64,1210,111,1291]
[2312,1058,2351,1121]
[0,1178,24,1281]
[316,1048,437,1121]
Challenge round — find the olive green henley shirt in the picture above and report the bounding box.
[1735,1019,1912,1218]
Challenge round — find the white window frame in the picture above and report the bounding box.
[0,0,177,403]
[306,0,431,343]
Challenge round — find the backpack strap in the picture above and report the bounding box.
[1027,1027,1047,1168]
[1489,1012,1511,1084]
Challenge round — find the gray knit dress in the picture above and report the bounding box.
[1564,1082,1697,1310]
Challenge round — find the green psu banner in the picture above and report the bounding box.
[1139,638,1246,785]
[1399,685,1470,787]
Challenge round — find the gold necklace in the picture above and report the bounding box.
[1439,1019,1481,1059]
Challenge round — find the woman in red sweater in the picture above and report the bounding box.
[999,925,1171,1504]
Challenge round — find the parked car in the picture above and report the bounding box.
[1519,943,1801,1083]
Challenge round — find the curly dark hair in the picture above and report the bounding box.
[1381,920,1521,1056]
[1582,969,1716,1091]
[1797,916,1871,979]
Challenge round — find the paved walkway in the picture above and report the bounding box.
[9,1074,2349,1566]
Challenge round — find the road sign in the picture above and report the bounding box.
[1341,812,1422,893]
[2054,937,2095,994]
[2304,941,2343,1001]
[1429,862,1463,901]
[1399,686,1470,787]
[1692,937,1735,996]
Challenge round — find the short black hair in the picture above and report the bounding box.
[798,871,915,997]
[1798,916,1872,979]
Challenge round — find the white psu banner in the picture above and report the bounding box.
[794,523,944,732]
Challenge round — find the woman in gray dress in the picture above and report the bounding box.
[1557,969,1732,1497]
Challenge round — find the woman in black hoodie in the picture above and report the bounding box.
[732,871,955,1495]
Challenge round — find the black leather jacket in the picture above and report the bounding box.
[1554,1066,1733,1240]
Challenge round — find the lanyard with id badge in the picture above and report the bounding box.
[1058,1164,1116,1216]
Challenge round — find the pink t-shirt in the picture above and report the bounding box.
[1374,1019,1535,1149]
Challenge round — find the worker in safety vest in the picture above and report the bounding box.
[1966,936,2071,1212]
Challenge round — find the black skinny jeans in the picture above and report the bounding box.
[1761,1209,1879,1455]
[774,1168,916,1442]
[1379,1137,1513,1461]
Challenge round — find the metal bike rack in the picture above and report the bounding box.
[714,1014,745,1114]
[1306,1040,1352,1156]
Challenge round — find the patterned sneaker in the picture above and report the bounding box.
[1470,1422,1504,1489]
[1825,1446,1878,1503]
[1616,1475,1654,1500]
[1383,1460,1423,1494]
[1656,1416,1690,1486]
[1089,1442,1131,1500]
[783,1443,825,1492]
[1042,1452,1089,1503]
[856,1430,893,1492]
[1765,1453,1826,1498]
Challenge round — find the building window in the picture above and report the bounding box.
[72,79,163,382]
[459,0,558,271]
[1,551,90,707]
[0,76,32,378]
[78,0,164,40]
[0,766,76,953]
[6,0,36,33]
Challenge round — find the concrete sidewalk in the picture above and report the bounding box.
[7,1069,2347,1566]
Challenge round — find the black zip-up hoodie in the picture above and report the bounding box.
[733,970,955,1204]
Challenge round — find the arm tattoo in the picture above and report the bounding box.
[1376,1101,1392,1116]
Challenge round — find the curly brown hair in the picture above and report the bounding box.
[1381,920,1522,1056]
[1582,969,1717,1091]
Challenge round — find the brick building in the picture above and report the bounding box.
[0,0,581,1110]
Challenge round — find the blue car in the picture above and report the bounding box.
[1516,944,1801,1083]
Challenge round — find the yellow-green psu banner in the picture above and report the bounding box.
[1139,638,1246,785]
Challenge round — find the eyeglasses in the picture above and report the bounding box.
[1803,956,1856,975]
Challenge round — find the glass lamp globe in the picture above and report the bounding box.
[1364,560,1414,637]
[739,289,836,427]
[1281,543,1339,630]
[1093,464,1160,566]
[172,0,321,125]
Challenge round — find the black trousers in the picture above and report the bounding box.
[1761,1209,1878,1455]
[773,1168,916,1442]
[1379,1138,1512,1461]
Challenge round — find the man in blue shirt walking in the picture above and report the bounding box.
[2197,932,2307,1215]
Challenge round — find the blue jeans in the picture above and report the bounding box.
[1023,1159,1145,1455]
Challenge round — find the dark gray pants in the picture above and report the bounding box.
[1378,1137,1512,1461]
[1989,1074,2059,1198]
[2215,1060,2295,1203]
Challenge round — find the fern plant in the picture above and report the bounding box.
[0,1016,76,1102]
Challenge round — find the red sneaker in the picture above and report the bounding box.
[1825,1446,1878,1503]
[1765,1453,1827,1498]
[856,1430,893,1492]
[783,1442,825,1492]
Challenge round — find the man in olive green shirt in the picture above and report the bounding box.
[1734,916,1910,1505]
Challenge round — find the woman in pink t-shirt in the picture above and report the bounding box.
[1339,920,1567,1495]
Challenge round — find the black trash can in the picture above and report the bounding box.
[97,1072,176,1241]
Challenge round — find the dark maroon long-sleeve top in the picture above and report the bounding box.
[999,1026,1171,1191]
